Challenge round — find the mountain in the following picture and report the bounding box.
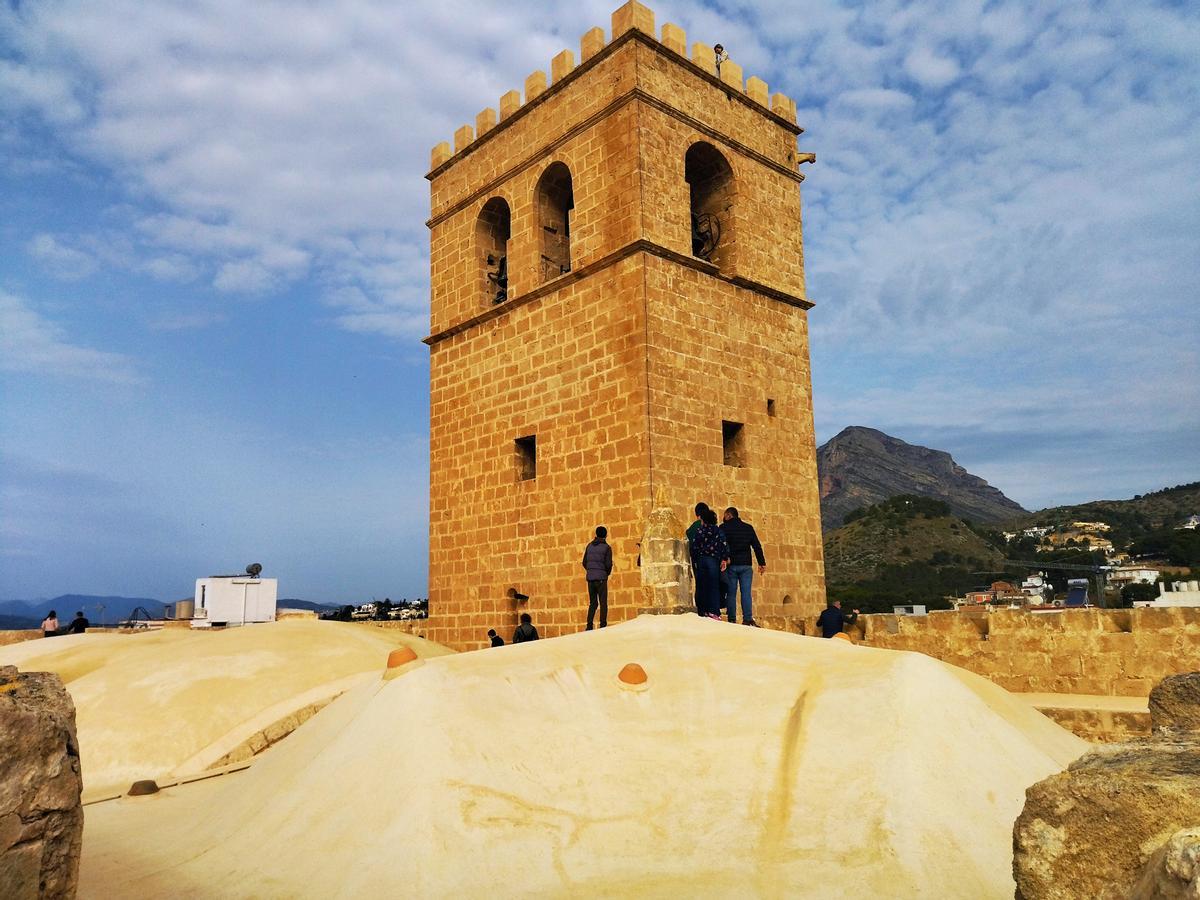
[0,595,163,629]
[817,426,1028,530]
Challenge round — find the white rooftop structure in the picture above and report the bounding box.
[192,576,278,628]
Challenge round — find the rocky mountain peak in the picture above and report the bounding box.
[817,426,1028,530]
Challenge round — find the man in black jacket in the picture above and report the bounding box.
[513,612,539,643]
[720,507,766,626]
[816,598,859,638]
[581,525,614,630]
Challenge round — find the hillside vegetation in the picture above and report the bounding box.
[823,495,1005,612]
[1013,482,1200,543]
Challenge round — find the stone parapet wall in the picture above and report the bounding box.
[845,607,1200,697]
[353,619,430,637]
[1036,707,1150,743]
[0,631,42,647]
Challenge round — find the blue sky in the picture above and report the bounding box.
[2,0,1197,604]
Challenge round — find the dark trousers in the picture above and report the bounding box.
[587,579,608,629]
[694,556,721,616]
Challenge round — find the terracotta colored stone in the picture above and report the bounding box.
[618,663,648,684]
[387,647,419,669]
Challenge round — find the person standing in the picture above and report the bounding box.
[720,507,766,626]
[487,628,505,647]
[512,612,539,643]
[581,525,613,630]
[816,598,859,638]
[686,502,710,610]
[67,611,90,634]
[41,610,59,637]
[691,508,730,619]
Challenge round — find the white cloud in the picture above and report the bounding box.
[25,233,98,280]
[147,310,226,331]
[902,45,962,88]
[0,291,140,384]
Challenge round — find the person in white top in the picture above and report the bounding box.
[41,610,59,637]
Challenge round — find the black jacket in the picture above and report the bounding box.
[720,518,766,567]
[582,538,613,581]
[513,622,539,643]
[817,606,857,638]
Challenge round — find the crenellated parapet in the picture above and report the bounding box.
[429,0,807,173]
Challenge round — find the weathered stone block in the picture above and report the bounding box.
[498,89,521,120]
[1014,738,1200,899]
[0,666,83,900]
[660,23,686,56]
[580,27,605,62]
[1129,826,1200,898]
[551,49,575,84]
[475,107,497,137]
[430,141,451,169]
[1150,672,1200,735]
[453,124,473,153]
[524,70,547,102]
[611,0,654,37]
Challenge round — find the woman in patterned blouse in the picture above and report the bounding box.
[691,508,730,619]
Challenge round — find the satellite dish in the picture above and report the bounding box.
[246,563,263,577]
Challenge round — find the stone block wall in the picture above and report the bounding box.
[847,608,1200,697]
[643,256,823,622]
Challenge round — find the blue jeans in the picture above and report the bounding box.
[724,565,753,622]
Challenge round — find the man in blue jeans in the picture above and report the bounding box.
[720,507,766,626]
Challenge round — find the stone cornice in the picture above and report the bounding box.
[424,239,812,347]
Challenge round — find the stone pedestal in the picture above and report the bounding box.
[637,486,694,615]
[0,665,84,900]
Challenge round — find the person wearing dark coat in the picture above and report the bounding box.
[487,628,505,647]
[512,613,539,643]
[691,508,730,618]
[817,598,859,638]
[581,525,614,630]
[67,611,90,634]
[720,507,766,626]
[686,502,710,610]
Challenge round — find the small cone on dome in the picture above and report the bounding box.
[619,663,648,685]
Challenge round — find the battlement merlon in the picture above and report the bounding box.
[426,1,806,183]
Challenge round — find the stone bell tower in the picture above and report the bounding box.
[423,1,824,650]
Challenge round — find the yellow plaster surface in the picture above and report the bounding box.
[78,615,1084,897]
[0,620,451,797]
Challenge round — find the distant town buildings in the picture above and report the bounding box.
[1132,580,1200,608]
[348,600,428,621]
[1107,566,1159,588]
[1037,522,1115,554]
